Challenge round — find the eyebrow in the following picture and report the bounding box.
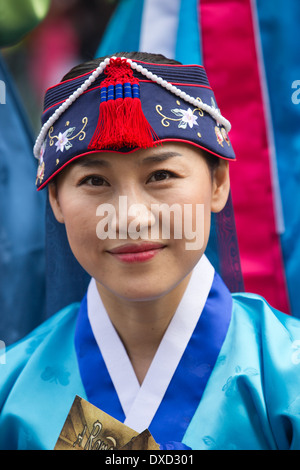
[75,151,182,169]
[76,157,111,168]
[142,151,182,164]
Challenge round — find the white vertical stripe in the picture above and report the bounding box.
[87,279,140,417]
[139,0,181,59]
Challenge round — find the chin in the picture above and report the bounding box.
[117,287,168,302]
[99,279,170,302]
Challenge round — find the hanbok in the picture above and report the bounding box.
[1,255,300,450]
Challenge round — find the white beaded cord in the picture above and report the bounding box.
[34,56,231,160]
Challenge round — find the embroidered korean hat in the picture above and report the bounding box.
[34,54,235,190]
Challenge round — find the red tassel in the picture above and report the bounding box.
[88,58,158,151]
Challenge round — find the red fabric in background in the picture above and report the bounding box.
[199,0,290,313]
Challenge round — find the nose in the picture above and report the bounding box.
[95,185,156,240]
[96,188,156,241]
[115,194,155,240]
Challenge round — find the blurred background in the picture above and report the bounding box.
[1,0,300,345]
[1,0,118,131]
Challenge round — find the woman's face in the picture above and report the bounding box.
[49,143,229,301]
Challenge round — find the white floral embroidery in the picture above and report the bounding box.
[55,128,75,152]
[291,340,300,365]
[171,107,199,129]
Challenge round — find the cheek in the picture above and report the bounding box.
[59,196,99,256]
[174,184,212,244]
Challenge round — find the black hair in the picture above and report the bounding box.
[61,51,181,82]
[61,51,220,174]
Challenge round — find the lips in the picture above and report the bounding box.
[108,242,166,254]
[107,242,166,263]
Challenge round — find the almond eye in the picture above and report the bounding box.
[147,170,176,183]
[79,175,109,186]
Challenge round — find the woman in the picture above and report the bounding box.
[1,52,300,450]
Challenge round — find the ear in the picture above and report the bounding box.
[210,160,230,213]
[48,182,65,224]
